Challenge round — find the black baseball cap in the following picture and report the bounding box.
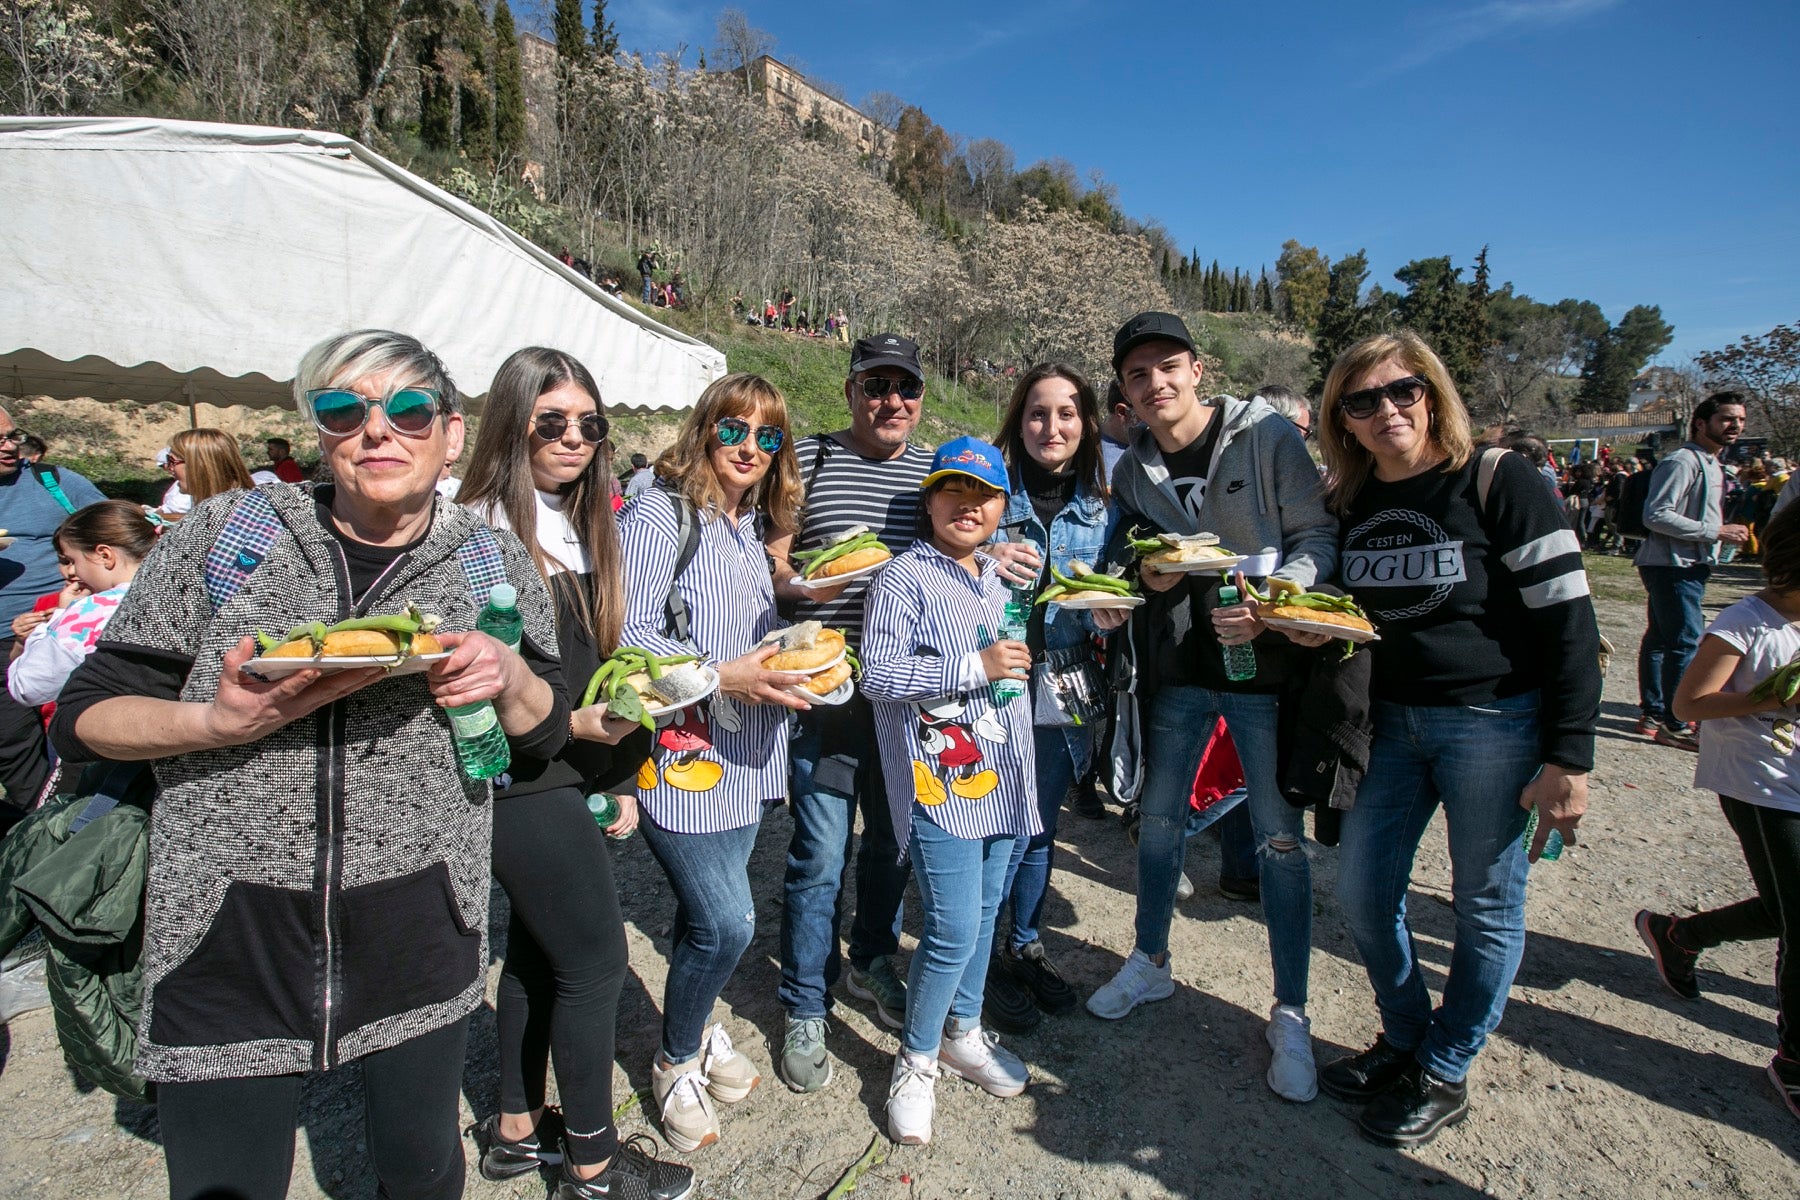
[850,333,924,381]
[1112,311,1197,373]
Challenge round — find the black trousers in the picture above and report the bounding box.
[158,1016,470,1200]
[1676,795,1800,1058]
[0,634,50,831]
[492,786,628,1167]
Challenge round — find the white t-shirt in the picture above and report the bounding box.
[160,481,192,515]
[471,490,590,576]
[1695,594,1800,813]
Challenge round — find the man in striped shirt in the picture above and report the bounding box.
[767,334,935,1092]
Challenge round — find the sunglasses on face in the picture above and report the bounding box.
[1339,375,1428,421]
[307,386,443,437]
[859,376,925,401]
[533,411,608,444]
[716,417,785,454]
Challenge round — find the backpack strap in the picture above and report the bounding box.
[803,435,833,496]
[202,489,285,613]
[1475,445,1509,514]
[661,486,702,644]
[67,762,150,835]
[32,465,77,515]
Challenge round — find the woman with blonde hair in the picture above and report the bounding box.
[1276,330,1600,1147]
[617,372,809,1153]
[164,428,254,513]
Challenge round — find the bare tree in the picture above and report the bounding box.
[713,7,771,91]
[963,136,1013,217]
[861,89,903,131]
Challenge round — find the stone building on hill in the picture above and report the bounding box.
[731,55,889,161]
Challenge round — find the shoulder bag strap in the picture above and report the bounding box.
[32,465,77,515]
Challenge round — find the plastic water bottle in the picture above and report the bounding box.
[450,583,522,781]
[586,792,623,830]
[990,582,1033,704]
[1522,806,1565,861]
[1217,584,1258,682]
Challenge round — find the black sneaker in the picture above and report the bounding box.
[1003,940,1077,1015]
[1634,910,1701,1000]
[1319,1035,1416,1103]
[1069,779,1107,819]
[1768,1055,1800,1123]
[1357,1062,1469,1148]
[468,1108,565,1181]
[982,953,1043,1034]
[555,1134,696,1200]
[1217,875,1260,903]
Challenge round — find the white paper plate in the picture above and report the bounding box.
[790,677,855,705]
[1262,614,1380,644]
[1050,593,1144,610]
[1148,553,1250,575]
[244,650,452,678]
[634,666,721,718]
[789,560,886,590]
[0,537,14,550]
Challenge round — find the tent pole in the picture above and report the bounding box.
[184,381,197,429]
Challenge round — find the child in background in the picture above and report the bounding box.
[859,437,1041,1145]
[9,502,159,709]
[1635,503,1800,1122]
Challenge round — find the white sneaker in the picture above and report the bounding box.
[651,1055,720,1152]
[1086,948,1175,1020]
[1175,870,1195,901]
[1265,1003,1318,1102]
[886,1050,938,1145]
[938,1025,1028,1097]
[699,1023,760,1103]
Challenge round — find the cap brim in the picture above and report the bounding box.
[920,467,1007,492]
[1112,332,1197,373]
[851,353,925,381]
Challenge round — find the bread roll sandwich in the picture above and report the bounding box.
[259,604,443,661]
[792,526,892,580]
[762,621,857,696]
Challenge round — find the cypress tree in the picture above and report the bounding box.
[591,0,620,59]
[418,21,455,152]
[457,1,493,165]
[492,0,528,163]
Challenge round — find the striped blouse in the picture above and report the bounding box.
[618,486,788,834]
[860,541,1041,857]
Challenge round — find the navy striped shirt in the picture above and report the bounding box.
[619,487,788,833]
[789,434,933,646]
[861,541,1041,857]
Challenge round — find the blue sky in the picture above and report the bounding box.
[587,0,1797,361]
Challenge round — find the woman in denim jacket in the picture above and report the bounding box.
[983,363,1117,1027]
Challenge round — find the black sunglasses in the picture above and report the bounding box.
[860,376,925,401]
[716,416,785,454]
[1339,375,1428,421]
[533,411,608,444]
[306,387,443,437]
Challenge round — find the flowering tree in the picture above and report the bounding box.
[0,0,151,114]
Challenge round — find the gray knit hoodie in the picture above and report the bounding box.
[89,484,556,1083]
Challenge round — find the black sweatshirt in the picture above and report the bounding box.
[1338,451,1600,771]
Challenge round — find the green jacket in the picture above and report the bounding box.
[0,764,154,1103]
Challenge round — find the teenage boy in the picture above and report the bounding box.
[1087,312,1338,1102]
[766,334,935,1092]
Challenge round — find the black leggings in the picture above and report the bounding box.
[158,1016,469,1200]
[492,786,628,1167]
[1675,795,1800,1058]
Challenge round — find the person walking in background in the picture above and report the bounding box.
[1634,503,1800,1123]
[1292,331,1597,1148]
[1634,393,1751,751]
[0,405,105,826]
[624,452,656,499]
[638,248,657,304]
[619,374,810,1154]
[765,334,935,1094]
[861,437,1041,1146]
[458,348,691,1200]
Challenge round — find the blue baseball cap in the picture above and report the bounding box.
[921,436,1009,492]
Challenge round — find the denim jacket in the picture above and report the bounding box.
[997,484,1117,766]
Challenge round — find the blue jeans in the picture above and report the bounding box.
[1336,693,1541,1083]
[640,274,654,303]
[639,818,760,1064]
[903,811,1016,1056]
[1637,564,1709,723]
[1135,686,1311,1007]
[1212,791,1258,881]
[999,726,1079,950]
[778,702,910,1019]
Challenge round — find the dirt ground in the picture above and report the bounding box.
[3,563,1797,1199]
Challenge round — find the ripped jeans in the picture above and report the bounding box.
[1135,686,1311,1007]
[640,818,761,1064]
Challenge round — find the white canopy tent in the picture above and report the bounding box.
[0,116,725,414]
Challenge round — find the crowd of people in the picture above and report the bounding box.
[0,311,1788,1200]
